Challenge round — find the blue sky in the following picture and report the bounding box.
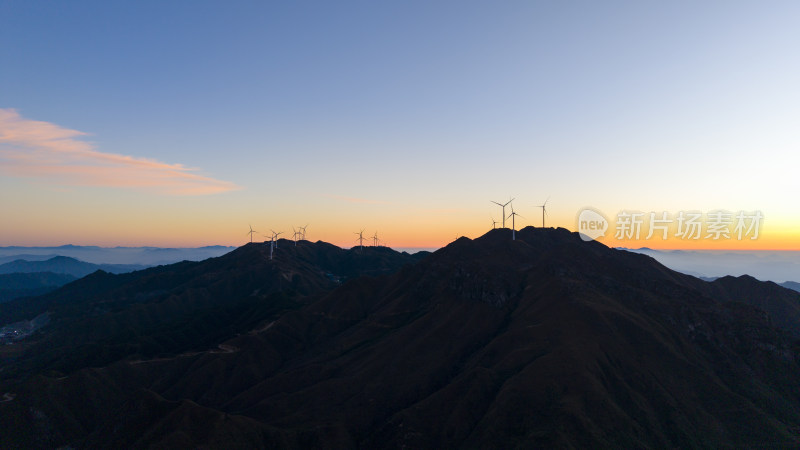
[1,1,798,248]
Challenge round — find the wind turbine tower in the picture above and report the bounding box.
[269,235,275,260]
[269,230,283,260]
[247,225,258,243]
[535,197,549,228]
[491,217,498,230]
[507,203,524,241]
[491,198,514,228]
[372,231,380,247]
[355,229,366,251]
[272,230,283,248]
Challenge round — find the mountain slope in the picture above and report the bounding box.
[1,229,798,448]
[0,272,77,303]
[706,275,800,337]
[0,240,423,379]
[781,280,800,293]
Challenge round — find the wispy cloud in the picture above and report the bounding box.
[0,108,240,195]
[323,194,389,205]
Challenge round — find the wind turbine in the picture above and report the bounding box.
[491,198,514,228]
[355,229,366,251]
[292,227,299,246]
[271,230,283,248]
[299,224,308,240]
[535,197,549,228]
[491,216,498,229]
[269,234,275,260]
[269,229,283,260]
[507,203,524,240]
[246,225,258,243]
[372,231,380,247]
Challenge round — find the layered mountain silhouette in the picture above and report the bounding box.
[0,240,424,377]
[0,272,77,303]
[0,245,235,266]
[782,281,800,293]
[0,256,148,302]
[1,229,799,448]
[0,255,147,278]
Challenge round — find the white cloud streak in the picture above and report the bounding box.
[0,108,240,195]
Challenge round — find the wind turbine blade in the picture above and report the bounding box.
[491,201,502,206]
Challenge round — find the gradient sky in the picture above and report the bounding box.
[1,1,798,249]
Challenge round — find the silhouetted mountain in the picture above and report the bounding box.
[1,229,799,448]
[0,240,423,377]
[0,272,77,303]
[0,256,147,278]
[706,274,800,337]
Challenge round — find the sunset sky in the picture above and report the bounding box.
[1,1,798,250]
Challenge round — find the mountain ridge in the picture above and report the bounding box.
[1,228,798,448]
[0,239,426,378]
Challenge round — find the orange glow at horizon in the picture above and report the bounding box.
[3,193,799,250]
[579,219,800,251]
[5,223,800,251]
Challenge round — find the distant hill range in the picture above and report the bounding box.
[0,245,236,266]
[1,230,799,448]
[0,246,237,303]
[624,247,800,285]
[0,256,147,278]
